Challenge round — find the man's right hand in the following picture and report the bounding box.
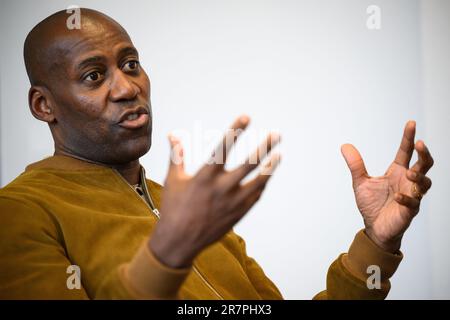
[148,115,281,268]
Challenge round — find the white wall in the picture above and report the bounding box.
[0,0,448,299]
[420,0,450,300]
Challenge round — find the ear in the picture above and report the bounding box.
[28,86,56,123]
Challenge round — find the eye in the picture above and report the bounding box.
[122,60,140,72]
[84,71,104,83]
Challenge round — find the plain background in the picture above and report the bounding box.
[0,0,449,299]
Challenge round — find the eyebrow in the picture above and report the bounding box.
[75,47,139,71]
[117,46,139,59]
[76,56,105,71]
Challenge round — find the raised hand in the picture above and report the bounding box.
[149,116,281,268]
[341,121,434,253]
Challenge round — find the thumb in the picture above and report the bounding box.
[168,133,185,175]
[341,144,368,188]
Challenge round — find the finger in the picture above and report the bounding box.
[167,134,185,175]
[260,152,282,176]
[393,120,416,167]
[208,115,250,169]
[224,189,263,228]
[406,170,432,194]
[410,140,434,175]
[394,192,420,213]
[224,133,281,188]
[230,153,280,203]
[341,144,369,188]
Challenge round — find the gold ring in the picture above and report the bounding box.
[411,183,423,200]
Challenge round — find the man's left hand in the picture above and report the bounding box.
[341,121,434,253]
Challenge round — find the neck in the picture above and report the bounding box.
[110,160,141,185]
[54,149,141,185]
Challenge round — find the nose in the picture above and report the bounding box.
[109,69,140,102]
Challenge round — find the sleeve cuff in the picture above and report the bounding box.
[119,241,191,299]
[342,229,403,283]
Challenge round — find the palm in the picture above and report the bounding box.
[341,121,433,251]
[354,163,413,243]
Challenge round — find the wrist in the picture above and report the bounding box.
[364,228,402,254]
[148,225,196,269]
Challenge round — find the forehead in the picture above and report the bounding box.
[49,17,136,69]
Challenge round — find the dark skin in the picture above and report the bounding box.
[26,10,151,184]
[25,9,433,270]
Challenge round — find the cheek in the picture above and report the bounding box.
[76,93,109,119]
[60,88,110,124]
[76,96,113,139]
[56,90,111,136]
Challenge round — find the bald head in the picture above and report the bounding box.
[23,8,152,165]
[24,8,129,87]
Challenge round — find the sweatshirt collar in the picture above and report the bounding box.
[26,155,122,172]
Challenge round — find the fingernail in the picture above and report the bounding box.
[169,134,178,144]
[240,115,250,125]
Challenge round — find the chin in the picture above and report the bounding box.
[114,134,152,164]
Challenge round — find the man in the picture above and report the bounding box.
[0,8,434,299]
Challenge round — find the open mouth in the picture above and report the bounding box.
[118,113,149,129]
[117,106,150,130]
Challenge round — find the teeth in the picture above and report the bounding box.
[127,114,139,121]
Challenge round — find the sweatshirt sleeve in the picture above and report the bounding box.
[115,241,191,299]
[0,197,89,299]
[313,229,403,300]
[0,197,191,300]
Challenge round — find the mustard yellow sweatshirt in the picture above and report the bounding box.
[0,155,402,299]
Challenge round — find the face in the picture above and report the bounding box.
[46,17,152,165]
